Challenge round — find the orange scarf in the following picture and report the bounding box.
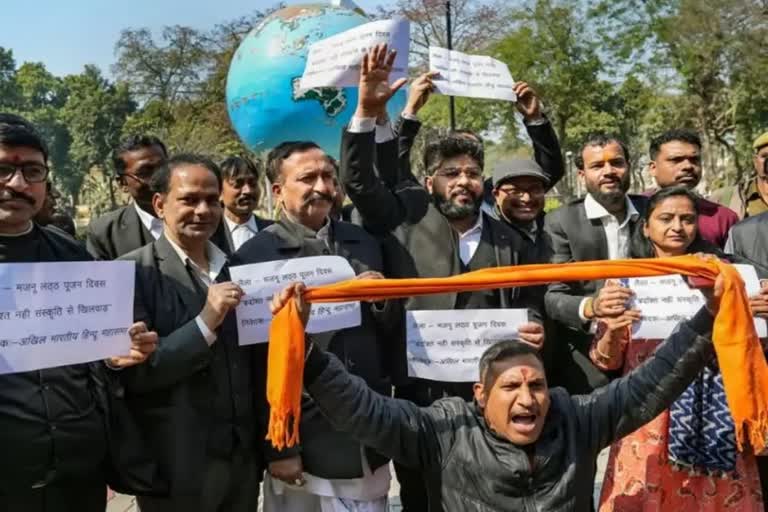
[266,255,768,454]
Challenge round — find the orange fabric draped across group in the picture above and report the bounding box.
[266,255,768,455]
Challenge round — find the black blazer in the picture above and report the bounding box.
[118,236,264,496]
[543,195,649,331]
[87,205,155,260]
[231,218,397,479]
[210,214,273,256]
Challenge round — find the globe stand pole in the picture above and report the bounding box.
[446,0,456,132]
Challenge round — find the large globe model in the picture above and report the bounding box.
[226,4,406,158]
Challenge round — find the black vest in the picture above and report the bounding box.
[186,269,255,458]
[455,224,502,310]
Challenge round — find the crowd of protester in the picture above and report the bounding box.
[1,44,768,512]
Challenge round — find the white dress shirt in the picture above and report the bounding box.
[583,193,639,260]
[225,214,259,251]
[134,202,164,240]
[458,212,484,265]
[347,116,397,143]
[578,193,640,322]
[165,236,228,345]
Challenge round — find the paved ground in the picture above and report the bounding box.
[107,449,609,511]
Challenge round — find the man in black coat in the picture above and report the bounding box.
[119,154,264,511]
[340,45,545,511]
[272,274,724,512]
[87,135,168,260]
[0,113,155,511]
[211,155,272,255]
[544,134,648,393]
[232,140,397,511]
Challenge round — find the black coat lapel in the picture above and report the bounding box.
[154,236,207,314]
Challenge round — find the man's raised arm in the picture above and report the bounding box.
[341,44,431,235]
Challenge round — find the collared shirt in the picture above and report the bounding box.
[579,194,639,323]
[458,213,484,265]
[224,214,259,251]
[347,116,398,143]
[134,202,164,240]
[583,193,639,260]
[165,235,228,345]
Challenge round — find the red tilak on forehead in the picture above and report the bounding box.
[519,368,531,382]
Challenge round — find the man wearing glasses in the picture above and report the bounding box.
[491,159,553,263]
[0,114,157,511]
[86,135,168,260]
[340,45,545,512]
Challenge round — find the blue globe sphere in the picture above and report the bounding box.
[226,4,406,159]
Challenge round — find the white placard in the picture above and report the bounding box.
[230,256,361,345]
[628,264,767,339]
[299,18,410,90]
[407,309,529,382]
[0,261,135,374]
[429,47,517,101]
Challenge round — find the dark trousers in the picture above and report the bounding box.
[393,380,474,512]
[138,451,260,512]
[757,456,768,511]
[0,480,105,512]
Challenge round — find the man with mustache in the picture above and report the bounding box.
[544,134,648,393]
[232,141,398,512]
[211,155,271,254]
[340,45,544,511]
[119,154,265,511]
[647,129,738,248]
[0,113,156,511]
[87,135,168,260]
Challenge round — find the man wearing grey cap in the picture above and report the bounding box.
[491,158,553,264]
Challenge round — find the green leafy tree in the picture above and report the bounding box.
[61,65,135,206]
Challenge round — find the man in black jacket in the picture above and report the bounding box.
[211,155,272,255]
[544,134,649,393]
[87,135,168,260]
[341,44,546,511]
[233,140,396,511]
[0,113,156,511]
[271,271,724,512]
[120,154,263,511]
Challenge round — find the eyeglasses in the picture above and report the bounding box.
[433,166,483,181]
[0,163,50,183]
[497,185,546,198]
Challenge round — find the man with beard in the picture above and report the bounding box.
[0,113,156,511]
[340,45,544,512]
[232,141,398,512]
[87,135,168,260]
[211,155,271,254]
[544,134,648,393]
[647,129,738,248]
